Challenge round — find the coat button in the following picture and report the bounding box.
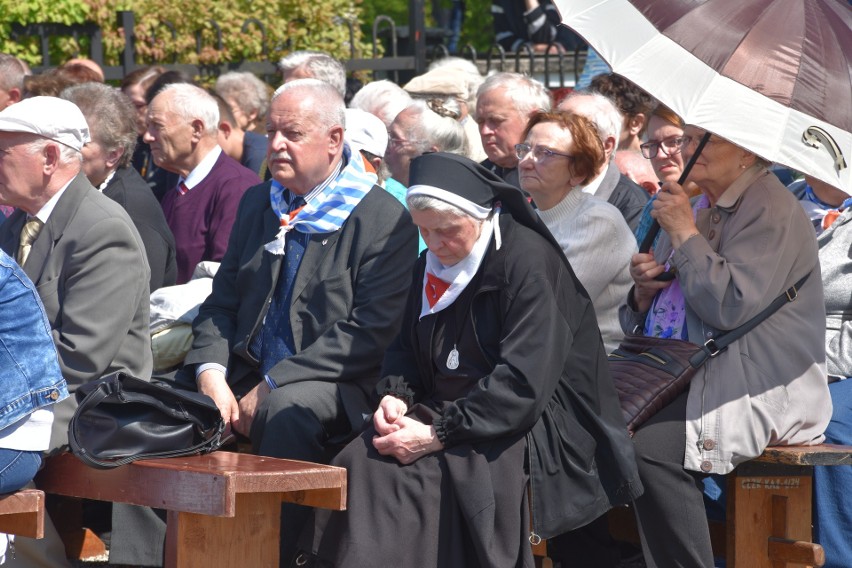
[711,212,721,223]
[708,229,716,240]
[700,460,713,472]
[702,439,716,451]
[705,331,714,338]
[49,390,59,400]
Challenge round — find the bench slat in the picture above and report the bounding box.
[753,444,852,466]
[0,489,44,538]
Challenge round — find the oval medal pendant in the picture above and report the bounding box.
[446,346,460,370]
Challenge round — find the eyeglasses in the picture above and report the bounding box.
[640,136,685,159]
[515,143,574,163]
[679,134,721,151]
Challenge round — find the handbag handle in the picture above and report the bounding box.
[687,271,812,368]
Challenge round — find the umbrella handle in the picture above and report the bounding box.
[640,131,712,282]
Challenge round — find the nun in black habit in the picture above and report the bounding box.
[298,153,642,567]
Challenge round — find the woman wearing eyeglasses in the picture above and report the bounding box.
[623,124,830,567]
[518,111,636,354]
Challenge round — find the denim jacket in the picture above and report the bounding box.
[0,250,68,430]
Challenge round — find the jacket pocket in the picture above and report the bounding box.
[741,352,790,413]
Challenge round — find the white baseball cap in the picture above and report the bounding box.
[0,96,90,152]
[344,108,388,158]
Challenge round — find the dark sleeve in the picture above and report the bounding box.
[432,260,574,447]
[525,0,564,45]
[266,197,419,387]
[375,259,428,407]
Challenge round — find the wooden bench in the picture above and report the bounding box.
[0,489,44,539]
[588,444,852,567]
[35,451,346,568]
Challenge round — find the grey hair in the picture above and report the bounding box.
[0,53,30,92]
[25,136,82,165]
[272,79,345,131]
[157,83,219,137]
[402,100,468,157]
[407,194,475,219]
[349,80,412,127]
[214,71,270,123]
[278,51,346,98]
[560,91,623,153]
[61,82,137,168]
[476,72,551,118]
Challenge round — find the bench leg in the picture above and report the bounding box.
[727,464,823,568]
[165,493,281,568]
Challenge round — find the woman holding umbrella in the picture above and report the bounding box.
[622,126,831,567]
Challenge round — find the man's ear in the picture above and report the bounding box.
[640,180,658,195]
[218,121,233,140]
[628,113,645,137]
[603,136,617,160]
[42,142,60,175]
[190,118,206,142]
[6,88,22,107]
[328,125,344,152]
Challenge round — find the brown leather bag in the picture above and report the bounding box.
[610,272,810,435]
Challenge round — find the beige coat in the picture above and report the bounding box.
[621,166,831,474]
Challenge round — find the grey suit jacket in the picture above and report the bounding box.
[0,173,153,450]
[595,162,651,232]
[185,180,419,428]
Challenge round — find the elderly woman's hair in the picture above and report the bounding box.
[278,51,346,98]
[158,83,220,136]
[589,73,656,136]
[272,79,345,131]
[405,100,468,157]
[476,72,551,117]
[61,82,138,168]
[650,103,684,129]
[0,53,30,92]
[562,91,623,153]
[407,194,473,219]
[121,65,165,92]
[523,111,606,186]
[214,71,270,125]
[349,80,413,127]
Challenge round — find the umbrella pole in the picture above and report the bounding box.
[639,131,712,281]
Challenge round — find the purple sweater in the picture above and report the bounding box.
[162,152,261,283]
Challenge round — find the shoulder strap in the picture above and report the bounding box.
[688,271,812,368]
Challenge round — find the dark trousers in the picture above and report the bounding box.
[631,391,714,568]
[249,380,350,567]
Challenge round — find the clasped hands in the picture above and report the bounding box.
[372,395,444,464]
[196,369,270,438]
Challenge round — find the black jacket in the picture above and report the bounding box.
[380,214,642,538]
[103,166,177,291]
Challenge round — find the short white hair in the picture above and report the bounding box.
[398,100,468,157]
[560,91,623,152]
[278,51,346,98]
[157,83,219,137]
[476,72,551,118]
[272,79,345,131]
[25,136,81,165]
[349,80,412,127]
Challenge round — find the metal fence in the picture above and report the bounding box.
[10,8,586,88]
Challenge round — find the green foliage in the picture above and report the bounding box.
[0,0,373,70]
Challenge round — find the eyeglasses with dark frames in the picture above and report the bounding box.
[640,136,685,159]
[515,143,574,162]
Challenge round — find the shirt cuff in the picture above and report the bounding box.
[264,375,278,390]
[196,363,227,380]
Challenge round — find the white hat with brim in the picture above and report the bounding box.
[0,96,90,152]
[344,108,389,158]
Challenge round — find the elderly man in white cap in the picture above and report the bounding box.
[0,96,152,568]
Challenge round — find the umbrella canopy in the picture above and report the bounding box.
[557,0,852,193]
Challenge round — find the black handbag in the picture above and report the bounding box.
[68,372,226,468]
[610,272,810,435]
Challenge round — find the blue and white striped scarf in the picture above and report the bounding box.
[264,145,377,255]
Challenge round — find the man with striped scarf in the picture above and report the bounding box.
[183,79,419,563]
